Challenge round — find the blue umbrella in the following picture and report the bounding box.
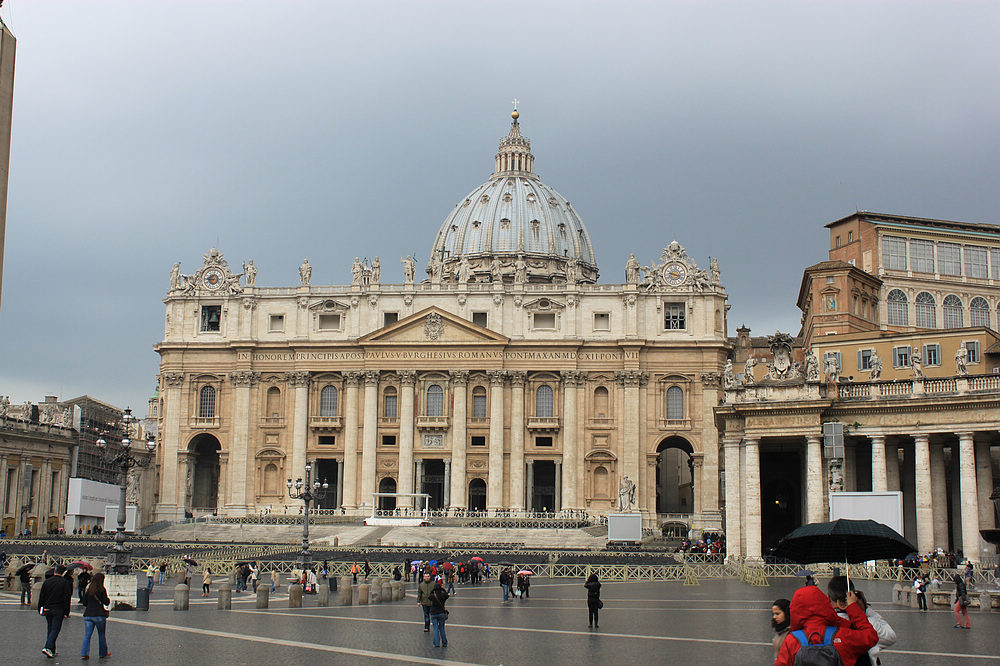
[429,560,438,566]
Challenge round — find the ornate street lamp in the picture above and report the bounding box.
[95,407,156,574]
[287,462,329,568]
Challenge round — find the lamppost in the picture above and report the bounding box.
[95,407,156,574]
[287,462,328,568]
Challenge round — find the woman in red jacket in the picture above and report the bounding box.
[774,584,877,666]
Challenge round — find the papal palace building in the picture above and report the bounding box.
[153,112,999,563]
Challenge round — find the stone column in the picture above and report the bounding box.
[870,435,888,493]
[341,372,361,509]
[930,444,949,551]
[699,372,722,521]
[617,371,644,505]
[885,442,901,492]
[0,454,7,521]
[975,438,995,557]
[448,371,469,510]
[691,455,704,517]
[486,370,506,511]
[156,372,185,519]
[443,459,451,509]
[335,458,344,508]
[415,459,424,503]
[913,434,934,555]
[560,371,580,510]
[957,432,980,563]
[509,372,526,510]
[723,438,742,561]
[554,461,562,511]
[397,371,416,509]
[228,371,259,513]
[526,461,534,511]
[360,370,380,510]
[287,371,310,496]
[805,435,824,524]
[744,438,762,561]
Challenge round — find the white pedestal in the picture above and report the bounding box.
[608,512,642,542]
[105,573,138,610]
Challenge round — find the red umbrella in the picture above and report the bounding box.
[442,562,454,571]
[517,569,534,576]
[71,561,94,571]
[470,556,484,562]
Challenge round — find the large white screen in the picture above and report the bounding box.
[829,492,903,536]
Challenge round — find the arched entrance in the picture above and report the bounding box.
[655,436,693,515]
[188,433,221,513]
[468,478,486,511]
[378,477,397,511]
[420,459,445,509]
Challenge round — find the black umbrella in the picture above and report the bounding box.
[183,557,198,566]
[773,519,915,564]
[16,563,34,576]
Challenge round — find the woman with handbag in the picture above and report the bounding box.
[80,572,111,660]
[428,580,450,647]
[952,574,971,628]
[585,573,602,628]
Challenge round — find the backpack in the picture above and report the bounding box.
[791,626,844,666]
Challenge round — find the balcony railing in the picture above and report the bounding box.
[658,418,691,430]
[190,416,220,429]
[587,417,615,429]
[309,415,342,430]
[416,415,450,430]
[259,416,285,428]
[526,416,561,431]
[378,416,399,427]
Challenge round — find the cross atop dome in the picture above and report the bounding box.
[494,104,534,178]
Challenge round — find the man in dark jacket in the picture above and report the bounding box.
[18,563,34,605]
[416,573,434,632]
[499,569,511,602]
[38,564,74,658]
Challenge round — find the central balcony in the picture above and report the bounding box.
[416,415,450,431]
[526,416,561,432]
[309,415,342,431]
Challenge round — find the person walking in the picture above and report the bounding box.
[350,562,360,584]
[364,558,371,580]
[953,573,972,629]
[914,575,927,611]
[80,572,111,660]
[771,598,790,659]
[499,569,511,602]
[428,580,450,648]
[585,573,602,628]
[202,568,212,597]
[76,569,91,606]
[250,563,259,593]
[18,562,34,605]
[38,564,74,658]
[146,563,156,593]
[416,572,435,632]
[158,561,167,585]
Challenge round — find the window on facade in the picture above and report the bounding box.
[666,386,683,420]
[533,313,556,329]
[992,249,1000,280]
[915,292,936,328]
[892,346,911,369]
[593,386,609,418]
[198,385,216,418]
[966,340,981,363]
[943,295,964,328]
[858,348,874,371]
[835,236,841,248]
[471,387,487,418]
[910,239,934,273]
[937,242,962,276]
[470,435,486,447]
[535,385,554,417]
[664,302,686,330]
[970,297,990,328]
[383,312,399,327]
[886,289,908,327]
[593,312,610,331]
[882,236,907,271]
[922,344,941,366]
[268,314,284,332]
[200,305,221,332]
[383,387,397,418]
[381,435,397,446]
[318,435,336,446]
[848,231,854,243]
[426,384,444,416]
[265,387,280,417]
[472,312,488,328]
[535,436,553,447]
[318,313,341,330]
[966,246,988,279]
[320,385,338,417]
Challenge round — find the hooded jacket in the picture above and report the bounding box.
[774,585,877,666]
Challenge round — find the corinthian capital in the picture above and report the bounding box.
[615,370,647,388]
[343,370,363,386]
[487,370,507,386]
[363,369,381,386]
[398,370,417,386]
[508,370,527,387]
[285,371,310,388]
[231,370,261,387]
[162,372,185,387]
[450,370,470,386]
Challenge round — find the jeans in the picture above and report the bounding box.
[421,604,431,629]
[430,612,448,646]
[916,593,927,610]
[147,577,155,592]
[158,572,166,584]
[501,584,510,601]
[44,612,65,652]
[21,582,30,605]
[81,616,109,658]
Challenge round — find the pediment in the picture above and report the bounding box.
[360,307,509,344]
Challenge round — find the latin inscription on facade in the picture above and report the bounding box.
[238,350,633,362]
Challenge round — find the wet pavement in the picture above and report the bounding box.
[2,577,998,664]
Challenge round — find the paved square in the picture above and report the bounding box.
[2,578,998,664]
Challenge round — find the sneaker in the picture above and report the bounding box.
[954,624,963,628]
[100,654,112,659]
[82,657,89,660]
[42,648,54,658]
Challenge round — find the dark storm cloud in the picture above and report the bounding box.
[1,0,998,407]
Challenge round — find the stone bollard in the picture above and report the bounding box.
[370,578,381,604]
[31,581,43,610]
[339,577,353,606]
[288,583,303,608]
[317,583,330,607]
[334,536,339,547]
[358,583,369,605]
[256,585,270,609]
[979,590,992,613]
[891,583,902,605]
[393,580,404,601]
[218,582,232,610]
[174,583,190,610]
[352,584,360,606]
[382,581,393,603]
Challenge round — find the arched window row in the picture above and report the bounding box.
[886,289,995,330]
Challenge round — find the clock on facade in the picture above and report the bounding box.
[664,262,687,286]
[202,268,225,290]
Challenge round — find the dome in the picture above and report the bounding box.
[428,111,599,284]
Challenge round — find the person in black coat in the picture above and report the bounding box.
[585,573,602,628]
[38,564,74,657]
[81,572,112,659]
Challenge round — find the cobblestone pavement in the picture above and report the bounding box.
[2,578,998,664]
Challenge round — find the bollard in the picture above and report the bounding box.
[382,581,393,603]
[31,581,43,610]
[136,586,150,611]
[330,575,337,592]
[370,578,381,604]
[288,583,303,608]
[333,536,339,547]
[339,577,353,606]
[352,584,360,606]
[393,580,403,601]
[218,582,232,610]
[256,585,270,609]
[358,583,369,605]
[317,583,330,607]
[174,583,190,610]
[979,590,991,613]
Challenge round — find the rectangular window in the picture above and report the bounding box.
[991,248,1000,279]
[835,235,841,248]
[533,313,556,329]
[937,242,962,275]
[922,343,941,366]
[470,435,486,447]
[881,236,907,271]
[268,314,284,332]
[383,312,398,327]
[664,302,686,330]
[200,305,221,332]
[381,435,397,446]
[318,435,336,446]
[893,346,911,369]
[822,422,845,459]
[965,246,988,279]
[535,436,553,447]
[966,340,981,364]
[593,312,610,331]
[848,231,854,243]
[857,349,874,371]
[472,312,488,328]
[318,313,341,330]
[472,392,487,418]
[910,239,934,273]
[383,393,397,418]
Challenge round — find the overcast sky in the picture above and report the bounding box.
[1,0,998,410]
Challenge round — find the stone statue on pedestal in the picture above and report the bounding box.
[955,343,969,376]
[824,354,841,384]
[351,257,363,285]
[299,259,312,286]
[805,350,820,382]
[911,351,924,379]
[618,475,636,512]
[625,253,640,284]
[242,260,257,287]
[401,255,416,284]
[722,359,737,389]
[869,350,882,380]
[743,357,756,385]
[370,257,381,284]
